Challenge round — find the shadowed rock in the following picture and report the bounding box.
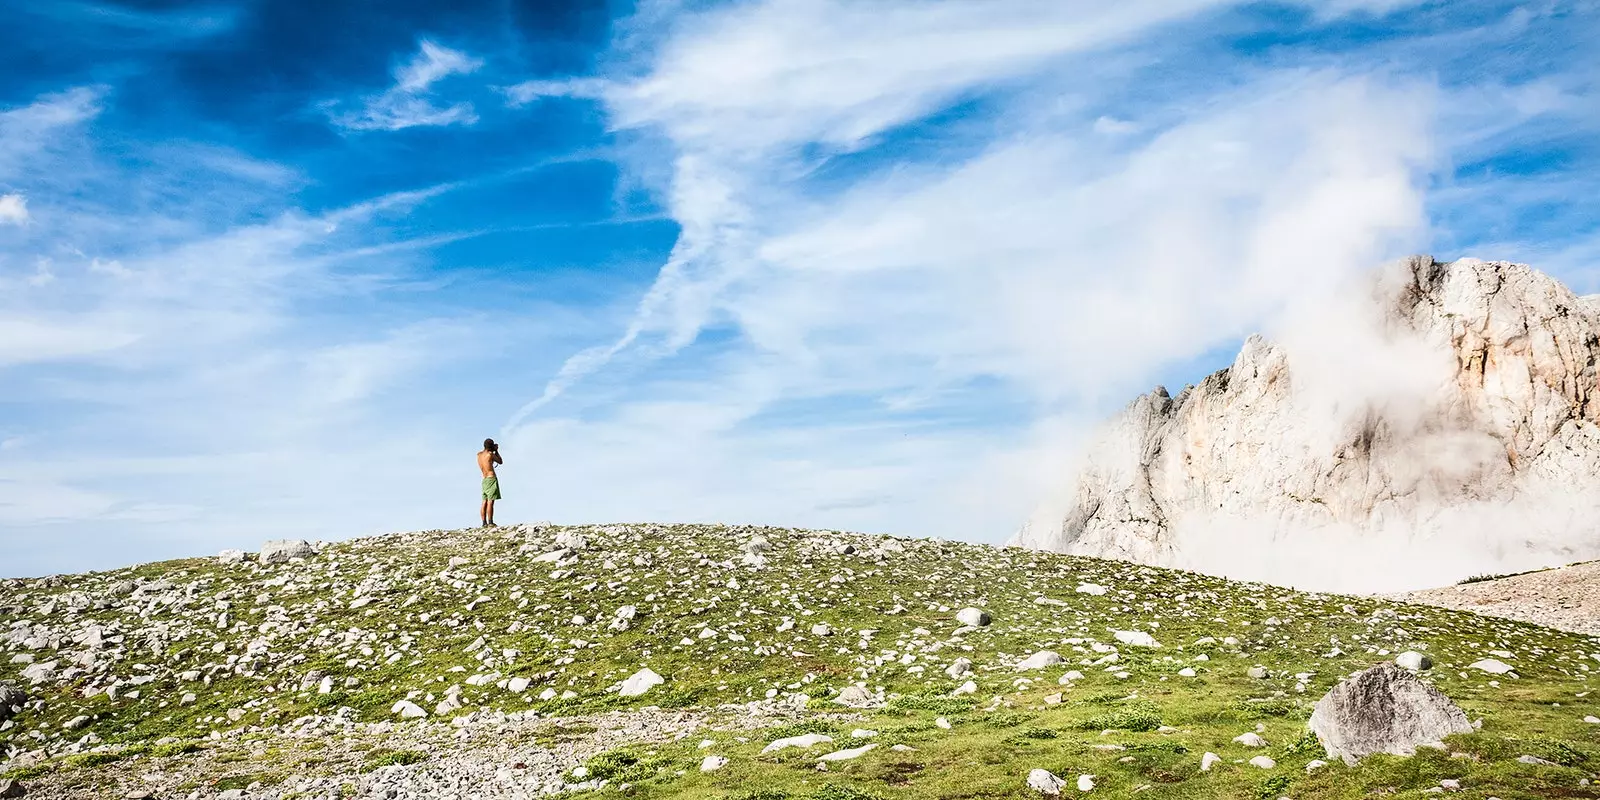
[1309,662,1473,764]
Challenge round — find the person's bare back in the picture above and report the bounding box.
[478,438,503,526]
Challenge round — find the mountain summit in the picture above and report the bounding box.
[1015,256,1600,592]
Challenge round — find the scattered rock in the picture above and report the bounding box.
[1027,768,1067,796]
[700,755,729,772]
[1017,651,1064,670]
[259,539,315,565]
[955,608,992,627]
[1395,651,1433,671]
[1249,756,1276,769]
[761,733,833,754]
[1468,658,1517,676]
[391,700,427,719]
[818,743,877,761]
[1200,752,1221,771]
[1113,630,1161,648]
[618,668,664,697]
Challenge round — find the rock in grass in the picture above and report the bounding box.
[1395,651,1433,671]
[834,685,875,707]
[1200,752,1221,771]
[391,700,427,719]
[1113,630,1161,648]
[1309,662,1473,764]
[1233,732,1267,747]
[1468,658,1516,676]
[1076,774,1096,791]
[1076,583,1108,596]
[761,733,833,754]
[0,778,23,798]
[1017,651,1064,670]
[818,743,877,761]
[1027,768,1067,796]
[1249,755,1276,769]
[955,608,991,627]
[946,657,973,678]
[700,755,729,772]
[618,668,663,697]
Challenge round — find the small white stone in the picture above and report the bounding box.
[1249,756,1276,769]
[1201,752,1221,771]
[618,668,664,697]
[1077,774,1096,792]
[699,755,729,772]
[1076,583,1108,596]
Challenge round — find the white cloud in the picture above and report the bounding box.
[502,0,1443,550]
[0,317,140,366]
[330,39,483,132]
[0,86,104,180]
[0,192,26,224]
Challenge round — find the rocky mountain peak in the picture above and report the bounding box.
[1014,256,1600,592]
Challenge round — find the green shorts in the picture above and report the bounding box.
[482,476,502,501]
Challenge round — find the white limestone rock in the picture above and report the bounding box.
[1017,651,1065,670]
[761,733,833,754]
[1468,658,1517,676]
[955,608,991,627]
[1027,768,1067,796]
[618,668,664,697]
[1013,257,1600,592]
[259,539,315,565]
[1395,651,1433,671]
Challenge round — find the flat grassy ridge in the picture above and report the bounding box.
[2,523,1598,799]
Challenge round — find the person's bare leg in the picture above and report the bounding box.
[480,498,489,527]
[486,498,496,527]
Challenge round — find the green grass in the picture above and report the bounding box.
[3,522,1599,800]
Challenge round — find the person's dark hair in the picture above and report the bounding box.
[483,438,497,452]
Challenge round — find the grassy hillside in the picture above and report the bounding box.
[2,523,1598,799]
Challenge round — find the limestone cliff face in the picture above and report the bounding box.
[1013,256,1600,591]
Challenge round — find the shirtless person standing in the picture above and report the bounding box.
[478,438,503,528]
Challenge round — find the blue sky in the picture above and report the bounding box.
[1,0,1597,577]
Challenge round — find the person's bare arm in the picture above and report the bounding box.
[493,452,504,465]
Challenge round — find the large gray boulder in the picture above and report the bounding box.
[1014,257,1600,592]
[1309,662,1473,764]
[259,539,315,565]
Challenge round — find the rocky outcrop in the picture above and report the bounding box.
[1309,662,1474,763]
[1014,257,1600,592]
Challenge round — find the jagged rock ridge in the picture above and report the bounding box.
[1014,256,1600,592]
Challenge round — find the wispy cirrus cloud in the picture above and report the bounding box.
[328,40,484,132]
